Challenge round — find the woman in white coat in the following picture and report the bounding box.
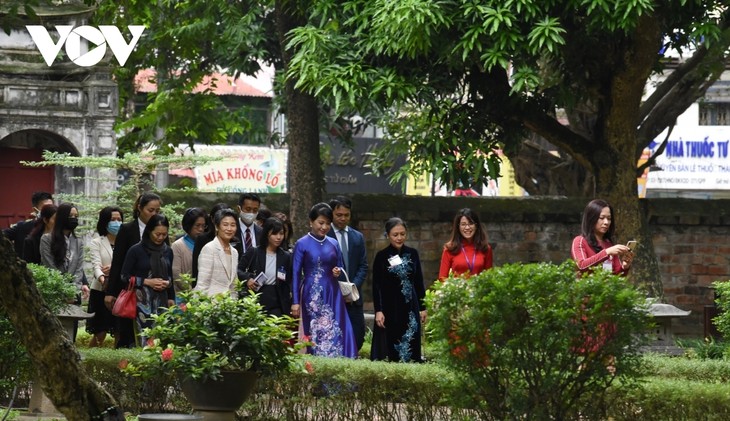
[194,208,239,298]
[87,206,124,347]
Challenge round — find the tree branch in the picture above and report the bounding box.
[638,21,730,152]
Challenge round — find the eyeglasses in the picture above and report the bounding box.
[460,222,476,228]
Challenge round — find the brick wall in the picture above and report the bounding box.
[164,192,730,339]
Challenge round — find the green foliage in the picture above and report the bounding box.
[712,279,730,338]
[93,0,275,153]
[426,261,650,420]
[124,286,300,382]
[641,353,730,383]
[20,150,217,237]
[287,0,730,195]
[0,0,40,35]
[0,264,77,399]
[676,336,727,360]
[26,263,77,314]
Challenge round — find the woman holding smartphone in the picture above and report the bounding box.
[571,199,633,275]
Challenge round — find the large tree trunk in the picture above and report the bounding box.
[0,236,124,421]
[593,15,663,298]
[276,0,325,236]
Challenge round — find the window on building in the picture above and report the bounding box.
[699,103,730,126]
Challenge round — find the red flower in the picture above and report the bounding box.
[179,303,188,312]
[147,338,155,348]
[161,348,174,361]
[304,360,314,374]
[118,359,129,370]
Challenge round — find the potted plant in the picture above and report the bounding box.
[124,282,300,420]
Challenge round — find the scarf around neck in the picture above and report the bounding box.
[142,236,169,279]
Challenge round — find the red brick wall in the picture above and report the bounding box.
[166,192,730,339]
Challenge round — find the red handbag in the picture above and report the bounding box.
[112,277,137,319]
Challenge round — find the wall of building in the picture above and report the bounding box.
[164,192,730,338]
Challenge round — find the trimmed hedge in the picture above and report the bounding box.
[4,349,730,419]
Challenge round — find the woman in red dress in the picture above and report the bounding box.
[571,199,633,276]
[571,199,634,366]
[438,208,493,280]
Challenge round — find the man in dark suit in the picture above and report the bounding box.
[237,193,263,256]
[328,196,368,352]
[3,191,53,259]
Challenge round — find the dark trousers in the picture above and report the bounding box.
[346,302,366,352]
[115,317,136,348]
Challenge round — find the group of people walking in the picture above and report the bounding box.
[3,191,632,363]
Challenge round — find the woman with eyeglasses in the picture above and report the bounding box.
[171,207,207,297]
[438,208,493,280]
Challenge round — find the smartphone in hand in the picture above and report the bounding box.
[626,240,637,251]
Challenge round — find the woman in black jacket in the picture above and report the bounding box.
[120,214,175,346]
[237,217,292,316]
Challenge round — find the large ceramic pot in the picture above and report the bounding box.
[179,371,258,421]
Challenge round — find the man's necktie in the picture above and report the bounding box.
[338,230,349,273]
[244,227,252,252]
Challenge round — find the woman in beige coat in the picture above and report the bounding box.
[194,208,239,298]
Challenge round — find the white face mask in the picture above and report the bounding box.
[240,212,256,226]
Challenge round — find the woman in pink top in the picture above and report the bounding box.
[438,208,493,280]
[571,199,633,275]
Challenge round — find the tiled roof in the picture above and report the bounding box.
[134,68,272,98]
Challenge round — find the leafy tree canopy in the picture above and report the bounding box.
[92,0,280,154]
[288,0,730,192]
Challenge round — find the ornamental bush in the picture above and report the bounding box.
[426,261,650,420]
[0,264,76,402]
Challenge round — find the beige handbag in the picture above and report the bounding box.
[338,269,360,303]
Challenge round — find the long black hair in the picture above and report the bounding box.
[580,199,615,253]
[444,208,489,254]
[29,204,57,240]
[50,203,77,268]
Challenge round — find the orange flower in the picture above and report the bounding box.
[147,338,155,348]
[161,348,174,361]
[304,360,314,373]
[118,359,129,370]
[179,303,188,312]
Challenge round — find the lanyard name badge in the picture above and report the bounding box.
[461,246,476,273]
[602,256,613,272]
[388,255,403,268]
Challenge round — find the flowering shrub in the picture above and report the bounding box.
[427,262,650,420]
[124,284,300,382]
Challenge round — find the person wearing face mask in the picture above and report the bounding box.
[39,202,89,341]
[105,192,162,348]
[3,191,54,259]
[237,193,263,256]
[86,206,124,347]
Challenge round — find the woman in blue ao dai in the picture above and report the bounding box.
[371,217,427,362]
[291,203,357,358]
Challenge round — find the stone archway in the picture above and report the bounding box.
[0,1,119,226]
[0,129,77,228]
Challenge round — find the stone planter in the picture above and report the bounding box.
[179,371,258,421]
